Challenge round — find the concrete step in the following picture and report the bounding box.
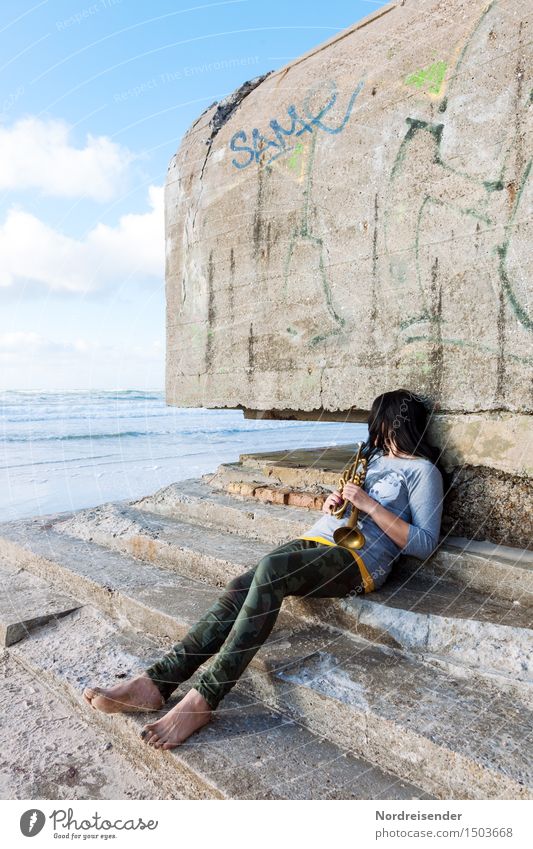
[253,626,533,800]
[134,475,315,545]
[208,446,353,490]
[0,651,171,799]
[1,516,531,799]
[412,537,533,605]
[336,561,533,689]
[2,513,530,690]
[0,517,299,647]
[133,477,533,605]
[10,603,429,800]
[19,502,531,685]
[0,557,80,646]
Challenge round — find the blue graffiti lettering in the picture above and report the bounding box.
[229,131,255,169]
[229,78,365,169]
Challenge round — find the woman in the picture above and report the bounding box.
[84,388,444,749]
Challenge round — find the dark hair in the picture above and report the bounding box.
[362,389,442,468]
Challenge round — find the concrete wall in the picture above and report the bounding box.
[165,0,532,546]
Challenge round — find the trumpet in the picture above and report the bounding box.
[329,442,368,551]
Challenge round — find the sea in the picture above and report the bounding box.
[0,390,367,523]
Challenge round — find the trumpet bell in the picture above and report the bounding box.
[333,525,365,550]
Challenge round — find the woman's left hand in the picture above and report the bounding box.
[341,483,376,513]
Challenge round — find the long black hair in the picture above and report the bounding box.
[362,389,442,468]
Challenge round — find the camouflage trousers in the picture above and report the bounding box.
[144,537,365,710]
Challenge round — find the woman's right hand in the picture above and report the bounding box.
[322,489,343,513]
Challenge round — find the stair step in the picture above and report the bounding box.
[220,446,352,487]
[2,511,531,685]
[418,538,533,603]
[2,516,531,799]
[0,518,238,643]
[133,478,533,604]
[24,503,532,684]
[10,604,429,800]
[339,563,533,686]
[255,626,533,800]
[204,458,338,492]
[0,651,170,799]
[0,557,80,646]
[134,475,314,544]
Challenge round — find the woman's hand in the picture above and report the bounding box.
[322,489,343,513]
[341,482,377,514]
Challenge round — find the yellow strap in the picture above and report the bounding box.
[296,535,375,593]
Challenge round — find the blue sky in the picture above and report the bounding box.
[0,0,387,390]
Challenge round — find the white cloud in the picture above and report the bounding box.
[0,331,164,390]
[0,331,92,357]
[0,184,164,292]
[0,331,162,359]
[0,116,139,201]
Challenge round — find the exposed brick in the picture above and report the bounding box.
[256,486,290,504]
[226,481,258,497]
[287,492,317,509]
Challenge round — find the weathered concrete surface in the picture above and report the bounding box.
[2,494,531,685]
[12,605,427,800]
[0,653,168,800]
[0,558,80,646]
[1,480,532,799]
[166,0,531,416]
[5,531,529,799]
[165,0,532,544]
[204,444,533,548]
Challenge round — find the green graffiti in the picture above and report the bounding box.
[282,129,346,348]
[496,159,532,332]
[287,141,304,173]
[444,1,496,97]
[390,118,443,180]
[405,336,533,365]
[405,60,448,95]
[382,0,532,406]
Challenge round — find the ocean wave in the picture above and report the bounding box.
[2,422,317,443]
[0,389,164,397]
[3,430,176,443]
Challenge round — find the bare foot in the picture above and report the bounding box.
[83,673,165,714]
[140,688,212,749]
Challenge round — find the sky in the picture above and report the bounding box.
[0,0,388,391]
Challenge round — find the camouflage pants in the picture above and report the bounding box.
[144,538,365,710]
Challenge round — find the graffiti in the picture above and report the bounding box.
[383,0,531,403]
[229,78,365,169]
[282,130,346,347]
[286,141,305,175]
[405,60,448,96]
[496,159,532,332]
[185,0,530,404]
